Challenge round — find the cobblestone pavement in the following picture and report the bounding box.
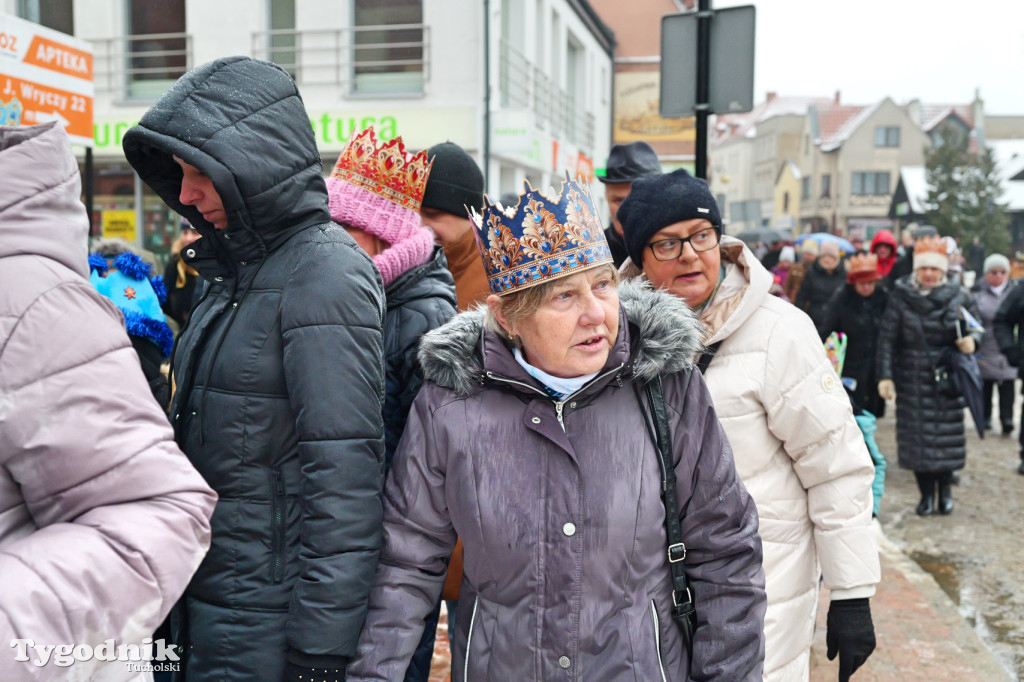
[810,526,1011,681]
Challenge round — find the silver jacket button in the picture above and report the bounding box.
[562,522,576,537]
[558,656,571,669]
[214,276,224,282]
[531,417,541,424]
[185,248,196,258]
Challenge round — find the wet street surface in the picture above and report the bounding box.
[873,401,1024,681]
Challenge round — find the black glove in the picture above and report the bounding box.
[285,662,347,682]
[826,598,875,682]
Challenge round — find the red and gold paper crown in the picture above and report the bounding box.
[913,235,949,272]
[913,235,947,257]
[846,253,881,283]
[329,127,432,211]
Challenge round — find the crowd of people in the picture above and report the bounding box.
[1,56,1014,682]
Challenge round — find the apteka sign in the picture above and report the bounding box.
[0,12,94,146]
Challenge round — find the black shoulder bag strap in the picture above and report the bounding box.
[637,375,697,654]
[696,341,723,375]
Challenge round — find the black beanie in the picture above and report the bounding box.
[421,142,485,216]
[618,168,722,266]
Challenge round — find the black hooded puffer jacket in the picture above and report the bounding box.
[382,245,457,468]
[876,276,981,472]
[123,57,386,680]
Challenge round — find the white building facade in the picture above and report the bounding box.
[4,0,613,262]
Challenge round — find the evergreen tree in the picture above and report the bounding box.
[925,126,1010,254]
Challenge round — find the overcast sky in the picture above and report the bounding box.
[712,0,1024,114]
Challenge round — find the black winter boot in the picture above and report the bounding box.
[938,473,955,515]
[915,472,936,516]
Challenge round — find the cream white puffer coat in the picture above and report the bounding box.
[624,236,880,681]
[700,238,879,681]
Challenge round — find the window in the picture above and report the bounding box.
[353,0,424,94]
[820,174,831,198]
[875,126,900,148]
[18,0,73,34]
[127,0,187,99]
[268,0,296,76]
[783,192,790,213]
[801,177,811,200]
[851,171,891,196]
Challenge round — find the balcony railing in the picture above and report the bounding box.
[90,32,193,101]
[499,40,595,150]
[252,24,429,94]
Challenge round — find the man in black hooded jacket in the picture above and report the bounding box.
[123,56,385,682]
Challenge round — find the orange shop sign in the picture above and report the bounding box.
[0,13,94,146]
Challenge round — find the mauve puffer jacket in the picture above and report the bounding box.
[0,122,216,681]
[348,281,766,681]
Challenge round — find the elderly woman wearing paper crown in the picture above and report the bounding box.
[821,253,890,418]
[618,169,880,682]
[346,177,766,681]
[876,236,983,517]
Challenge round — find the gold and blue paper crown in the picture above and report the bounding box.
[471,175,612,295]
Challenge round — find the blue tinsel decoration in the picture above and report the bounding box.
[123,309,175,358]
[150,275,168,305]
[88,253,108,275]
[113,251,153,281]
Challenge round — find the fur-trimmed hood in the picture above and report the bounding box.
[418,278,704,396]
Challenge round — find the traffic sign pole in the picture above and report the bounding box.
[695,0,711,180]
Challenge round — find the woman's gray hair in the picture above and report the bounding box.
[483,263,620,347]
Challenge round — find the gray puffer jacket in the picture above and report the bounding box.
[122,57,386,680]
[348,281,766,681]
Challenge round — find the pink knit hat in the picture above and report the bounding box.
[326,127,435,286]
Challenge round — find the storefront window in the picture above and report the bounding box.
[82,161,179,267]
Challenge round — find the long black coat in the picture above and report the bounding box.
[821,284,889,417]
[794,260,846,334]
[382,246,457,468]
[123,57,386,680]
[876,277,981,472]
[994,281,1024,376]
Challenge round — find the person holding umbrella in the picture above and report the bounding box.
[876,236,983,515]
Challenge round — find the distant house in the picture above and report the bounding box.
[889,166,928,231]
[709,92,831,233]
[773,159,801,234]
[798,97,930,241]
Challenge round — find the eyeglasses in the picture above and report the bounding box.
[646,227,721,261]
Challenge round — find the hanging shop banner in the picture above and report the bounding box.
[0,13,94,146]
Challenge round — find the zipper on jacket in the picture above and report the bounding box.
[484,371,548,397]
[554,400,566,431]
[271,468,286,584]
[650,601,669,682]
[464,596,479,682]
[486,363,625,433]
